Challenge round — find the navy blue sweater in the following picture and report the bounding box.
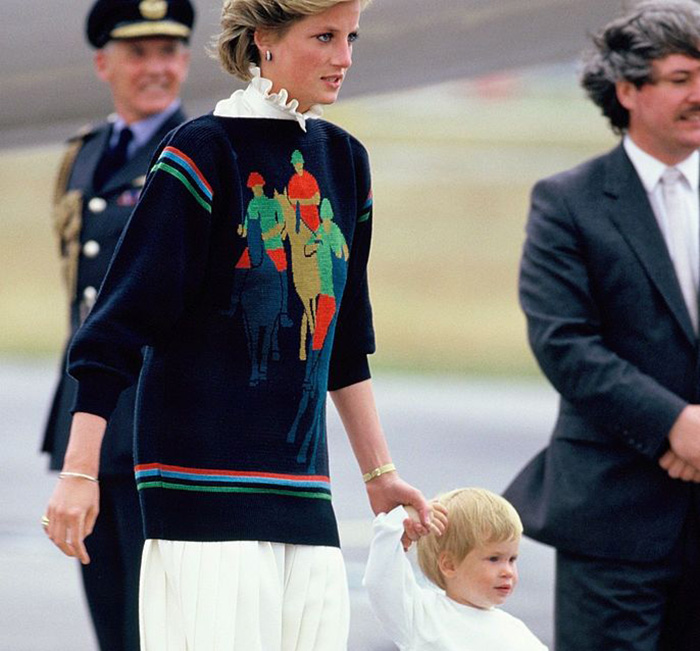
[69,115,375,546]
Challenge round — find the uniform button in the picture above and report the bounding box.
[83,286,97,302]
[88,197,107,213]
[83,240,101,258]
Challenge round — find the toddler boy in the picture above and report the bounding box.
[363,488,548,650]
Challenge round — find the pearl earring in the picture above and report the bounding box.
[265,50,272,62]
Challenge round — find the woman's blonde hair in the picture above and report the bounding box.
[417,488,523,591]
[215,0,372,81]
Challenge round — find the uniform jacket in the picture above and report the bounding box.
[42,109,186,475]
[504,143,700,562]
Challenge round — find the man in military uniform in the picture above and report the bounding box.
[42,1,194,649]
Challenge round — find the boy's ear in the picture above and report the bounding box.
[438,551,457,578]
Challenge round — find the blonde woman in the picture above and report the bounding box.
[44,0,430,648]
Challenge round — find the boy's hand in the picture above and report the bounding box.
[401,502,448,550]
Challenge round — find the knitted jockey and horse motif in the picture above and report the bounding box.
[226,149,353,473]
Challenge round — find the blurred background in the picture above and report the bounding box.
[2,0,627,649]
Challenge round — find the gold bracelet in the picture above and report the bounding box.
[363,463,396,483]
[59,471,99,483]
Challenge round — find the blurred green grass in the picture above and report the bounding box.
[0,71,616,375]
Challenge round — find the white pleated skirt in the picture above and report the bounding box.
[139,539,349,651]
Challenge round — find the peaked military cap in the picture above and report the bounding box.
[86,0,195,49]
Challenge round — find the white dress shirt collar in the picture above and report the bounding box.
[623,135,699,191]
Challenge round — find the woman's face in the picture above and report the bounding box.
[256,0,362,112]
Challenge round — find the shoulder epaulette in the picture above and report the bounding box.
[66,122,100,144]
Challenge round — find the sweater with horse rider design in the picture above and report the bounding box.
[67,114,375,546]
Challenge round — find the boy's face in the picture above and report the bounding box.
[442,537,520,609]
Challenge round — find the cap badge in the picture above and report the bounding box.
[139,0,168,20]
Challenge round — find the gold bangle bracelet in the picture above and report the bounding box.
[59,471,99,483]
[362,463,396,483]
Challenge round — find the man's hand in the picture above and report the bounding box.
[662,405,700,481]
[659,450,700,482]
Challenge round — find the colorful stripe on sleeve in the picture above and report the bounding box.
[151,146,213,213]
[135,463,332,501]
[358,189,373,223]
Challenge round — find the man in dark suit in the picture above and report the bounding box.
[42,1,194,649]
[504,1,700,649]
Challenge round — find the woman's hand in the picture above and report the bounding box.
[45,476,99,564]
[43,412,106,564]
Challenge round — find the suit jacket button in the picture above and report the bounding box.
[83,240,101,258]
[88,197,107,213]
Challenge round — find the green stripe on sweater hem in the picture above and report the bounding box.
[137,480,332,500]
[152,162,212,213]
[358,210,370,223]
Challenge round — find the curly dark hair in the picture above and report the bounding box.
[581,0,700,133]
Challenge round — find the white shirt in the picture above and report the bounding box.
[363,507,548,651]
[214,66,322,131]
[623,136,700,321]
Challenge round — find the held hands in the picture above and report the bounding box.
[365,470,431,534]
[401,502,448,551]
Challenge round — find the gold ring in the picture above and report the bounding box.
[41,515,50,528]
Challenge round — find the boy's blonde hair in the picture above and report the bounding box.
[215,0,372,81]
[417,488,523,591]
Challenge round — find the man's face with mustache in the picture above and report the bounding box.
[617,53,700,165]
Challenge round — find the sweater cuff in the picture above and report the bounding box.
[327,353,371,391]
[70,370,129,421]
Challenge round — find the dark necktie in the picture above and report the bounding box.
[93,126,133,190]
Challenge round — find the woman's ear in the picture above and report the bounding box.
[254,28,276,65]
[253,28,273,53]
[438,551,456,579]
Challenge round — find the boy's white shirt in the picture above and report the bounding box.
[363,506,549,651]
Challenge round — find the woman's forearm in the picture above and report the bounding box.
[329,378,392,474]
[330,379,430,524]
[62,411,107,476]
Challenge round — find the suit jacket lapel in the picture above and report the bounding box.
[604,144,697,344]
[101,108,186,193]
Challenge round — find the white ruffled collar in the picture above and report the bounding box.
[213,66,323,131]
